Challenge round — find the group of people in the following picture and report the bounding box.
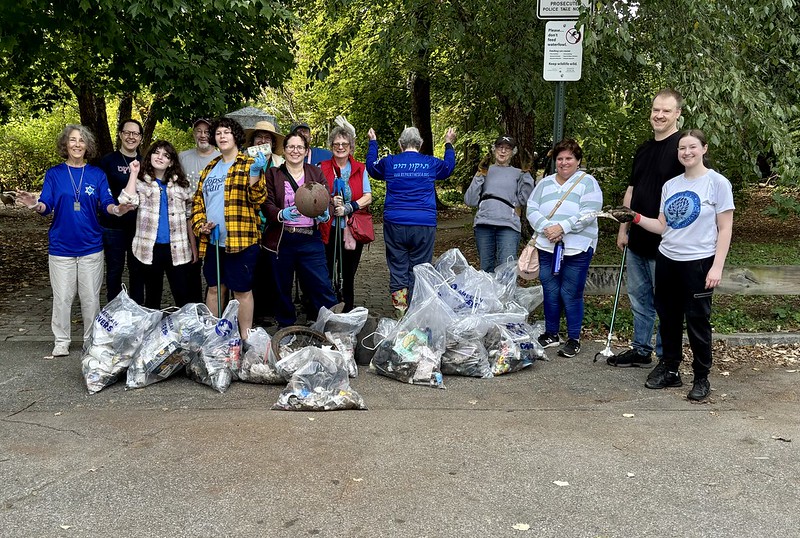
[18,88,733,402]
[462,88,732,401]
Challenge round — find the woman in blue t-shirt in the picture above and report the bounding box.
[16,125,134,357]
[120,141,194,309]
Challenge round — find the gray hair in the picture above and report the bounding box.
[328,126,355,151]
[398,127,423,151]
[57,124,98,160]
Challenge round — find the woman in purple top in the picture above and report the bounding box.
[16,125,134,356]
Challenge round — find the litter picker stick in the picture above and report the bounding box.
[594,246,627,362]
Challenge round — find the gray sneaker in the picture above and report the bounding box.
[52,342,70,357]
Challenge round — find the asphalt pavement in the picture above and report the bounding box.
[1,220,798,537]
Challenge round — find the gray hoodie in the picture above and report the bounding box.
[464,165,534,232]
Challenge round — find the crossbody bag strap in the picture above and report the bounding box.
[546,171,586,219]
[280,163,301,192]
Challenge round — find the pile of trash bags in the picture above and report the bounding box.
[80,292,367,411]
[370,249,545,388]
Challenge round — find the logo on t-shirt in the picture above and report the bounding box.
[664,190,701,229]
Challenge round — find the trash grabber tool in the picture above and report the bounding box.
[211,226,222,317]
[594,246,627,362]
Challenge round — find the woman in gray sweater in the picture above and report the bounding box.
[464,135,534,272]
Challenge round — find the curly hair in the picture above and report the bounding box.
[552,138,582,162]
[209,117,246,150]
[56,124,98,161]
[141,140,189,188]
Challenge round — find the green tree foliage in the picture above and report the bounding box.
[0,0,296,155]
[584,0,800,191]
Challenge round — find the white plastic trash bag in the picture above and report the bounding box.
[81,289,163,394]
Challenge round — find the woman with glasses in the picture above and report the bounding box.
[464,135,534,272]
[318,125,373,312]
[262,128,340,327]
[16,125,134,356]
[119,141,195,309]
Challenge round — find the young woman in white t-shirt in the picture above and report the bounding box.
[611,129,734,401]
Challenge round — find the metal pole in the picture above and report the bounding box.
[550,81,566,175]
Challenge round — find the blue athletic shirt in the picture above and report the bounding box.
[366,140,455,226]
[39,163,116,257]
[203,159,234,247]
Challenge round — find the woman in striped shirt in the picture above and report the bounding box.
[526,139,603,358]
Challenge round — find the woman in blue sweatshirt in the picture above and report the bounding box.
[366,126,456,317]
[16,125,134,357]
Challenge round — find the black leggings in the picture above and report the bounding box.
[654,254,714,378]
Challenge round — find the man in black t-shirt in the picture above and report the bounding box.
[98,119,143,303]
[607,89,685,368]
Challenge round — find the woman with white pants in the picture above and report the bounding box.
[16,125,134,356]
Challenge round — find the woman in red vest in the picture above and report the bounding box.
[319,125,373,312]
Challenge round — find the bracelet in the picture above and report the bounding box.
[112,205,120,216]
[632,212,641,225]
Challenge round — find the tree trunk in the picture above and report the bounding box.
[76,85,113,159]
[499,97,536,174]
[117,94,134,129]
[410,71,433,156]
[139,97,163,152]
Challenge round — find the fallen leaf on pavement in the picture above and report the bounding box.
[771,436,792,443]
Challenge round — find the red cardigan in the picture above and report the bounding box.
[318,156,366,244]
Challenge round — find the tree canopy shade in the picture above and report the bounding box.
[0,0,296,155]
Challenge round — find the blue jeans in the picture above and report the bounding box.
[474,224,521,273]
[626,249,662,357]
[270,231,337,327]
[538,247,593,340]
[383,223,436,299]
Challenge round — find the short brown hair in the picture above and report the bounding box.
[654,88,684,110]
[552,138,582,162]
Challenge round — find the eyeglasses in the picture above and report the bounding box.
[285,145,307,152]
[332,142,349,149]
[121,130,142,138]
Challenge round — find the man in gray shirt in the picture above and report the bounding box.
[179,118,221,303]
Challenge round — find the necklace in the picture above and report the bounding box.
[66,163,85,211]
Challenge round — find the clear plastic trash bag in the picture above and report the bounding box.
[441,315,493,378]
[272,351,367,411]
[126,302,212,389]
[81,289,163,394]
[484,321,544,375]
[310,306,369,378]
[185,300,242,393]
[275,345,350,381]
[239,327,282,384]
[370,264,454,388]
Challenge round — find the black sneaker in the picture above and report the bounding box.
[558,338,581,358]
[538,333,560,348]
[687,377,711,401]
[606,348,652,368]
[645,363,683,389]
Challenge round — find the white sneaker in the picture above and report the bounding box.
[52,342,70,357]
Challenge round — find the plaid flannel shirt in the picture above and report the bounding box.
[191,153,267,257]
[119,175,193,265]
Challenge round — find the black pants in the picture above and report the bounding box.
[139,244,192,309]
[325,235,364,312]
[654,253,714,378]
